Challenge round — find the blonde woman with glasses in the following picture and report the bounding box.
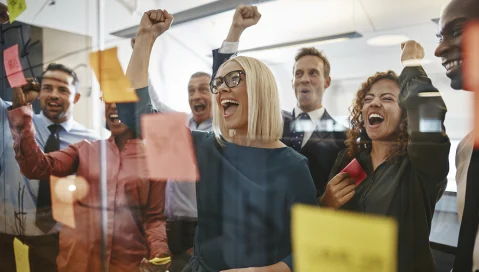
[119,10,317,272]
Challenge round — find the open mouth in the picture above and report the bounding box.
[47,101,61,110]
[221,99,240,118]
[108,113,121,125]
[300,89,310,94]
[193,103,206,113]
[442,59,462,75]
[368,113,384,127]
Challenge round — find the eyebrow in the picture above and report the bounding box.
[365,93,396,97]
[436,17,468,37]
[42,76,70,85]
[188,84,210,89]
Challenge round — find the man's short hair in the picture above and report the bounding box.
[41,63,80,87]
[190,71,211,79]
[294,47,331,78]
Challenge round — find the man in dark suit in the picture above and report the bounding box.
[212,5,346,197]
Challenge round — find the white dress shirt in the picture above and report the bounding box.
[455,131,479,272]
[294,105,325,147]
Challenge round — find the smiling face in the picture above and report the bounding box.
[188,75,212,124]
[361,79,402,142]
[434,0,479,90]
[214,61,248,134]
[39,70,80,123]
[293,55,331,112]
[104,102,130,136]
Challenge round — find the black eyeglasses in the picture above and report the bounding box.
[210,70,246,94]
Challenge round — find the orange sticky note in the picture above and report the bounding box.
[141,112,199,181]
[89,47,138,103]
[464,21,479,148]
[4,44,27,88]
[7,0,27,23]
[50,175,89,228]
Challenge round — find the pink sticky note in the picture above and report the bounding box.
[3,44,26,88]
[340,158,367,186]
[141,112,199,181]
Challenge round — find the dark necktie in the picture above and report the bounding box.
[35,124,63,233]
[290,113,311,152]
[453,150,479,272]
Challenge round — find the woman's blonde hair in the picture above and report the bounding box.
[212,56,283,144]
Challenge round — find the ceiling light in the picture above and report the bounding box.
[402,59,432,67]
[367,35,409,47]
[239,32,362,54]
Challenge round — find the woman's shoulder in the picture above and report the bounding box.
[191,130,216,147]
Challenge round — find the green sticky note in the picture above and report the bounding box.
[7,0,27,23]
[13,238,30,272]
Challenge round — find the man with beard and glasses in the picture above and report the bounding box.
[0,62,99,272]
[211,5,347,197]
[434,0,479,271]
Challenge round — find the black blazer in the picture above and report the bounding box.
[281,109,346,196]
[212,49,347,196]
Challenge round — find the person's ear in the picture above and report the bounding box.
[73,92,81,104]
[324,76,331,90]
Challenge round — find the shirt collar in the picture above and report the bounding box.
[294,105,325,121]
[39,111,74,132]
[189,116,212,129]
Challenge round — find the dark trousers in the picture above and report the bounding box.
[0,232,59,272]
[167,220,197,272]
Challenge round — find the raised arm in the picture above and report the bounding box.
[212,5,261,77]
[117,10,173,136]
[7,107,80,180]
[399,41,450,192]
[6,81,80,180]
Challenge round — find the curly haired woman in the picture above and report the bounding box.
[319,41,450,272]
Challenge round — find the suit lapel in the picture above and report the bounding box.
[309,110,334,143]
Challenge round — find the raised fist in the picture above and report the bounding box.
[137,9,174,40]
[231,5,261,30]
[12,78,40,109]
[401,40,425,67]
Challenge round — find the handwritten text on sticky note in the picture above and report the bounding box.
[292,204,397,272]
[141,112,199,181]
[7,0,26,23]
[89,47,138,103]
[13,238,30,272]
[4,44,27,88]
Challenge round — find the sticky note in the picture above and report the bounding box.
[150,256,171,265]
[340,158,367,185]
[292,204,397,272]
[4,44,27,88]
[463,22,479,148]
[141,112,199,181]
[13,238,30,272]
[50,175,83,229]
[89,47,138,103]
[7,0,26,23]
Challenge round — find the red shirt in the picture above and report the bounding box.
[8,105,169,272]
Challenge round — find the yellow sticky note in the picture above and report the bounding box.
[292,205,397,272]
[149,256,171,265]
[7,0,27,23]
[13,238,30,272]
[89,47,138,103]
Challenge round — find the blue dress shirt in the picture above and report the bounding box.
[0,98,99,236]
